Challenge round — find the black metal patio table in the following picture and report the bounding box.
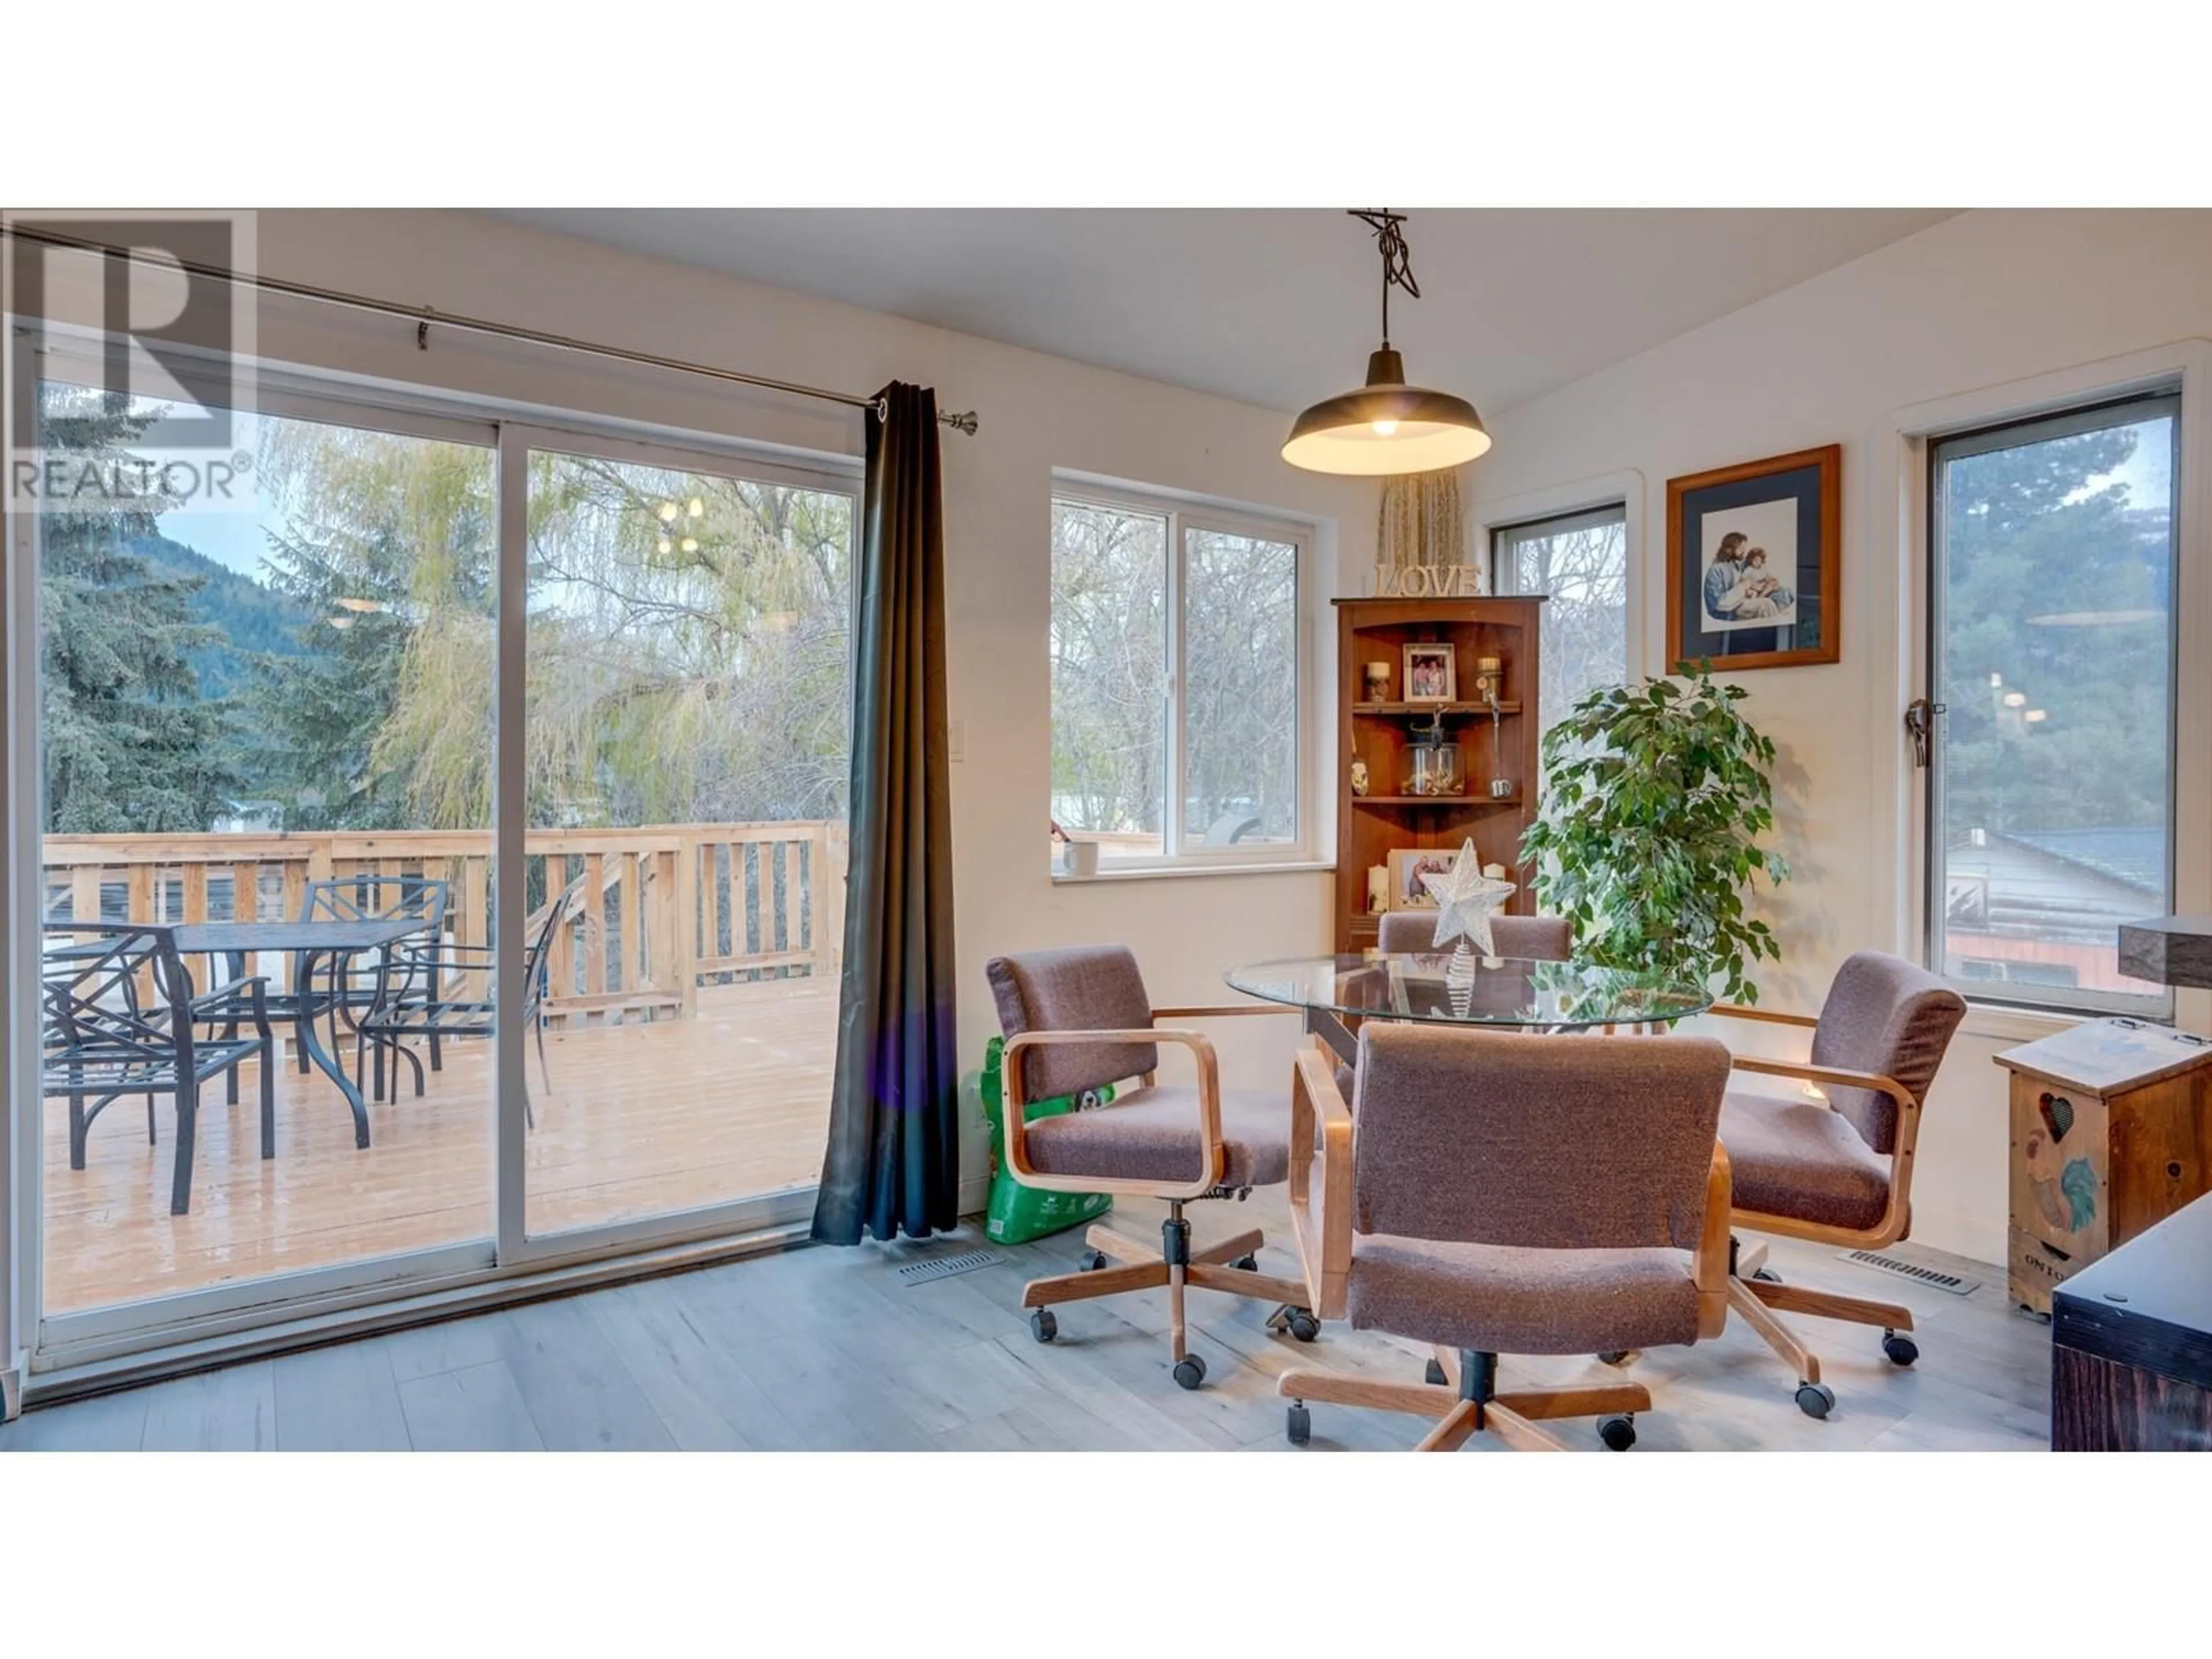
[173,918,429,1150]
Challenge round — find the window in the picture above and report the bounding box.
[1927,391,2179,1014]
[1492,502,1629,729]
[1050,487,1308,868]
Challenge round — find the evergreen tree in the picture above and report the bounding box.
[36,383,241,833]
[1937,421,2169,839]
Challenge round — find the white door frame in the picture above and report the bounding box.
[4,357,858,1385]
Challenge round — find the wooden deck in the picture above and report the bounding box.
[40,976,839,1316]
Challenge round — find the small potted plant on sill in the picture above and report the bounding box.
[1520,659,1790,1004]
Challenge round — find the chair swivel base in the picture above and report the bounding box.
[1280,1346,1650,1452]
[1020,1206,1316,1390]
[1725,1237,1919,1418]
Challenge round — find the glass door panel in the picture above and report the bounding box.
[521,441,853,1236]
[33,376,496,1317]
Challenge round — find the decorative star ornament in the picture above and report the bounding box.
[1419,839,1517,956]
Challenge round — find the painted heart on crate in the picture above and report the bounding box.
[2039,1092,2075,1142]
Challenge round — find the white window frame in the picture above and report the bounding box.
[1048,477,1317,874]
[1877,342,2212,1041]
[1924,390,2181,1020]
[1489,498,1634,725]
[1472,469,1646,685]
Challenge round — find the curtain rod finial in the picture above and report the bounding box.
[941,410,978,435]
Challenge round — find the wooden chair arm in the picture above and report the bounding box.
[1695,1141,1732,1340]
[1150,1003,1302,1020]
[1707,1001,1819,1029]
[1730,1054,1916,1114]
[1287,1043,1354,1320]
[1001,1027,1224,1202]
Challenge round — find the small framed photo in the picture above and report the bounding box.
[1666,444,1840,672]
[1386,848,1456,911]
[1400,642,1456,703]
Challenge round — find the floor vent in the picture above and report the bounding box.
[895,1248,1002,1286]
[1839,1249,1979,1296]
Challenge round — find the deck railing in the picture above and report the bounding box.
[40,820,849,1029]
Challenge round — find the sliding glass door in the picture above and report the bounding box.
[514,430,853,1245]
[29,363,499,1336]
[13,359,853,1368]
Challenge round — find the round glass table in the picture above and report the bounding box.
[1223,952,1713,1062]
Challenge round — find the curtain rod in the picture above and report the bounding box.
[2,223,980,435]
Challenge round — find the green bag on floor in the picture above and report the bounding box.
[976,1035,1115,1245]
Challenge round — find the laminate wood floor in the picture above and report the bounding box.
[40,976,838,1316]
[3,1190,2052,1451]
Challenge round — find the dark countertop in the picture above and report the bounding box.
[2054,1190,2212,1390]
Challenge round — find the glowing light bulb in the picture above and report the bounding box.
[687,497,704,517]
[680,536,699,554]
[1370,419,1400,438]
[1989,672,2003,688]
[657,502,680,523]
[2024,708,2047,724]
[657,537,673,555]
[2002,691,2027,708]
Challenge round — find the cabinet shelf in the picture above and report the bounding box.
[1352,701,1521,718]
[1355,791,1521,808]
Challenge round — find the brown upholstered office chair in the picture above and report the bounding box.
[1706,950,1967,1417]
[1376,910,1571,959]
[986,945,1318,1391]
[1277,1024,1733,1451]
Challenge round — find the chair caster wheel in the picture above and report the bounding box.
[1080,1249,1108,1272]
[1795,1381,1835,1419]
[1752,1267,1783,1284]
[1286,1309,1320,1343]
[1882,1331,1919,1367]
[1598,1415,1637,1452]
[1232,1254,1258,1272]
[1597,1350,1636,1368]
[1029,1309,1057,1343]
[1173,1354,1207,1391]
[1286,1403,1310,1445]
[1425,1358,1448,1386]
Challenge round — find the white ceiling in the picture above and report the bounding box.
[494,209,1957,416]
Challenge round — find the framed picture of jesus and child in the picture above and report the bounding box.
[1665,443,1840,671]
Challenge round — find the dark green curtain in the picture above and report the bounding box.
[812,382,960,1245]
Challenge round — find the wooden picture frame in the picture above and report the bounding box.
[1666,444,1841,672]
[1400,642,1456,703]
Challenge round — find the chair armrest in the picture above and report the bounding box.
[189,974,271,1007]
[1150,1003,1302,1020]
[1001,1027,1224,1202]
[1287,1043,1354,1321]
[1707,1002,1819,1029]
[1730,1054,1916,1114]
[1695,1141,1732,1340]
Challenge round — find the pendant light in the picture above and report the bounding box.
[1282,209,1490,476]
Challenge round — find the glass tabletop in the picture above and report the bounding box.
[1224,953,1713,1031]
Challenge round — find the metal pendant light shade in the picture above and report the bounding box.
[1282,347,1490,476]
[1283,212,1488,477]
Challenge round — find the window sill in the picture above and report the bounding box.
[1051,859,1334,885]
[1957,1000,2088,1043]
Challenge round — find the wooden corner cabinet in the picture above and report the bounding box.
[1331,596,1545,952]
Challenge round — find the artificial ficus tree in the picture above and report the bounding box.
[1520,660,1789,1003]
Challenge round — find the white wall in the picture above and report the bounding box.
[161,211,1367,1202]
[1462,209,2212,1262]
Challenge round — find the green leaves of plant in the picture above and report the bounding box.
[1522,662,1790,1003]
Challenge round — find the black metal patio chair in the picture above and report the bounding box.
[42,921,276,1217]
[355,876,584,1130]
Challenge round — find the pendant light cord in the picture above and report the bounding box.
[1351,209,1419,346]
